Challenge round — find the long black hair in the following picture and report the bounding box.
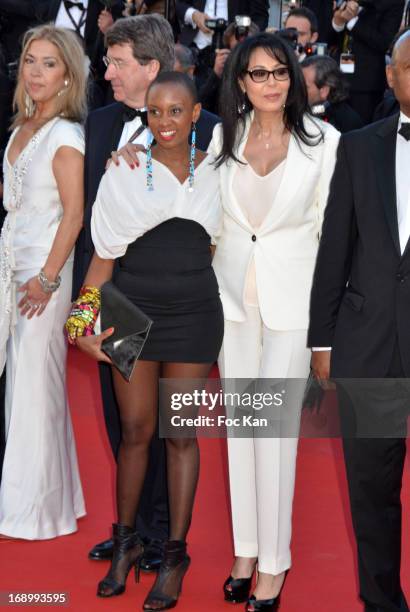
[215,32,322,167]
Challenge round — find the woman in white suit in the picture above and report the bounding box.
[210,33,340,611]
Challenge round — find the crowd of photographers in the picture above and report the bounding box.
[0,0,408,183]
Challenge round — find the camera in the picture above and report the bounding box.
[277,27,299,50]
[205,17,228,50]
[277,28,327,58]
[205,14,252,50]
[235,15,251,42]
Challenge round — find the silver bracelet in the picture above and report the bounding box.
[38,268,61,293]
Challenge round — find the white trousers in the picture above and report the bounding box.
[218,305,311,575]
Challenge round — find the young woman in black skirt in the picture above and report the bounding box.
[66,72,223,611]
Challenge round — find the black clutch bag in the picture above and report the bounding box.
[100,281,153,382]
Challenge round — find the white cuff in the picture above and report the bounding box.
[312,347,332,351]
[185,7,196,27]
[332,19,345,33]
[347,16,359,31]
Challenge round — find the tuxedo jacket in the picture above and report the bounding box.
[176,0,270,46]
[209,114,340,331]
[308,114,410,377]
[45,0,123,62]
[72,102,220,296]
[330,0,404,94]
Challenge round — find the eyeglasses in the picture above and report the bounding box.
[245,67,290,83]
[102,55,129,70]
[103,55,152,70]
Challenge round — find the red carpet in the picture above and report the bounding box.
[2,348,410,611]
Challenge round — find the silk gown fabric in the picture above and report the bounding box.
[0,118,86,539]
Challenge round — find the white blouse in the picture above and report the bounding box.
[233,160,286,306]
[91,153,222,260]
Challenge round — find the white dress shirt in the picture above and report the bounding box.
[185,0,228,50]
[55,0,88,37]
[396,112,410,254]
[118,114,150,149]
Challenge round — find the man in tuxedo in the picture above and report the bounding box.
[176,0,269,85]
[45,0,124,61]
[331,0,404,123]
[72,14,220,568]
[177,0,269,46]
[308,30,410,612]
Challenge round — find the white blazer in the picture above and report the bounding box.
[210,113,340,331]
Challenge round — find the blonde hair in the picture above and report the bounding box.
[13,24,87,127]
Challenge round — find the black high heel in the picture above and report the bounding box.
[97,523,144,598]
[245,594,280,611]
[223,576,253,604]
[245,570,288,612]
[143,540,190,611]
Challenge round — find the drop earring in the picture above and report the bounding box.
[145,130,155,191]
[188,122,196,192]
[238,90,248,115]
[57,79,69,97]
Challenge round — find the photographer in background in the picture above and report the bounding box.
[285,7,319,49]
[332,0,404,123]
[176,0,269,85]
[303,0,335,44]
[301,54,364,132]
[198,18,259,113]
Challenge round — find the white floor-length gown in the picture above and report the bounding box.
[0,116,86,539]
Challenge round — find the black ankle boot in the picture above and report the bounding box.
[223,575,253,604]
[97,523,144,598]
[143,540,190,611]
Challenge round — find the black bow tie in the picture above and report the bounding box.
[399,122,410,141]
[122,105,147,125]
[64,0,85,10]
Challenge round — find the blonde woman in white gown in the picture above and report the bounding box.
[0,25,86,539]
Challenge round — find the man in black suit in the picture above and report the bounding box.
[331,0,404,124]
[72,13,220,567]
[301,54,364,133]
[176,0,269,85]
[44,0,123,62]
[309,30,410,612]
[177,0,269,46]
